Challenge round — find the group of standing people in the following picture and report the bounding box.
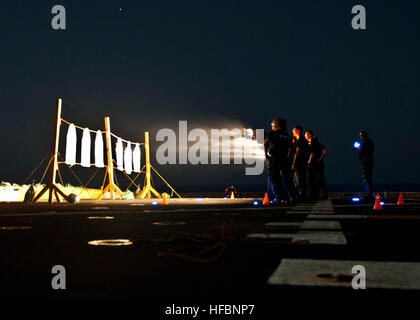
[264,118,328,204]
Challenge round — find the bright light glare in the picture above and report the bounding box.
[196,198,203,202]
[152,201,158,206]
[253,201,259,206]
[352,197,360,202]
[88,239,133,246]
[0,226,32,230]
[87,216,114,220]
[246,128,254,138]
[354,141,361,149]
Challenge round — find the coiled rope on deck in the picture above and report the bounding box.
[138,220,308,263]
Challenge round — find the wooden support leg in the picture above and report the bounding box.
[32,185,49,203]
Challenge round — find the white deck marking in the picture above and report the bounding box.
[288,211,335,215]
[301,220,341,230]
[293,231,347,244]
[285,211,312,215]
[308,214,368,219]
[268,258,420,290]
[265,221,341,230]
[247,231,346,245]
[256,200,347,245]
[265,222,302,227]
[247,233,295,239]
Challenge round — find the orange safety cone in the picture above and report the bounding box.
[230,191,235,199]
[373,193,383,210]
[263,192,270,205]
[162,193,168,205]
[397,192,405,205]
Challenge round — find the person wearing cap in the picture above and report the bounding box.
[305,131,328,200]
[291,125,309,202]
[354,130,374,200]
[264,118,295,204]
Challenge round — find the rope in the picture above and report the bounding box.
[109,132,145,146]
[57,165,64,186]
[120,168,140,191]
[60,118,104,134]
[112,159,146,191]
[100,170,108,190]
[22,153,50,185]
[77,168,100,196]
[151,220,233,263]
[58,154,95,199]
[57,161,103,167]
[125,165,146,190]
[151,165,182,199]
[113,168,120,189]
[62,118,146,146]
[39,154,56,185]
[139,220,308,263]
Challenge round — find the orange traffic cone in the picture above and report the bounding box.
[162,193,168,205]
[397,192,405,205]
[263,192,270,205]
[373,193,383,210]
[230,191,235,199]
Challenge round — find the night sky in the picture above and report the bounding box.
[1,1,419,192]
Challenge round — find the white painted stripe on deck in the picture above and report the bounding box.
[286,211,335,216]
[268,258,420,290]
[259,200,347,244]
[291,208,334,211]
[265,222,302,227]
[286,211,310,214]
[301,220,341,230]
[293,231,347,244]
[247,233,295,239]
[265,221,341,230]
[247,231,346,245]
[308,214,368,219]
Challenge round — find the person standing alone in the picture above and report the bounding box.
[354,131,374,201]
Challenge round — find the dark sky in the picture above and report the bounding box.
[1,1,419,192]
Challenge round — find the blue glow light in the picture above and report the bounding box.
[354,141,361,149]
[380,201,385,206]
[253,201,259,206]
[352,197,361,202]
[152,201,158,206]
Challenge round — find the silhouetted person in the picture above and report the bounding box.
[305,131,328,200]
[264,118,295,204]
[354,130,374,200]
[291,126,309,202]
